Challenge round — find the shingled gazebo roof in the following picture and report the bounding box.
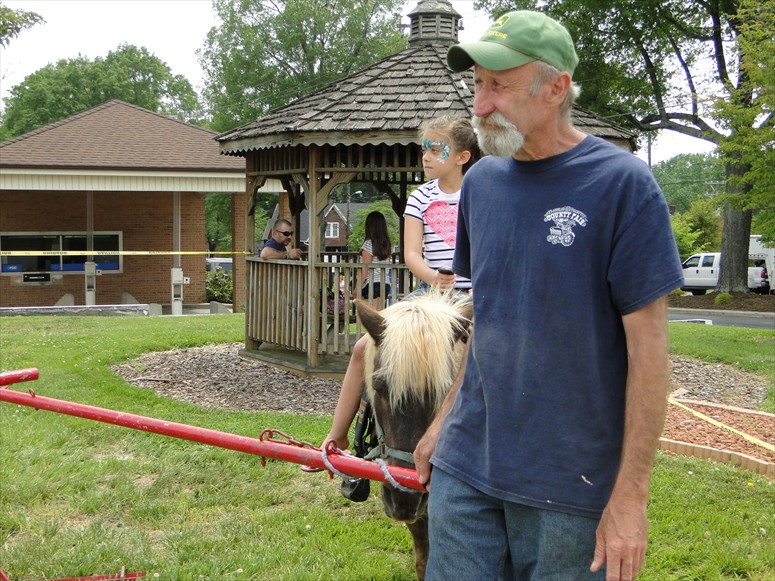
[216,1,635,154]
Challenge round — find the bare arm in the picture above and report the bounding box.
[404,218,455,290]
[413,336,470,488]
[323,335,368,451]
[260,246,301,260]
[590,296,670,580]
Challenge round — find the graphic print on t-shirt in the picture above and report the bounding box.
[544,206,587,247]
[425,201,458,248]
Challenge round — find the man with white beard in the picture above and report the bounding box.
[413,10,684,581]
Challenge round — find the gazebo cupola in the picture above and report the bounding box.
[407,0,463,46]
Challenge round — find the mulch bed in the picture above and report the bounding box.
[662,400,774,466]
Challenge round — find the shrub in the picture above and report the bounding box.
[714,292,733,306]
[206,269,233,303]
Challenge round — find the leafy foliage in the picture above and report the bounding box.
[670,214,703,259]
[681,198,722,252]
[1,44,203,137]
[712,0,775,244]
[652,153,725,214]
[199,0,408,131]
[206,268,233,303]
[0,2,44,48]
[205,194,233,252]
[346,200,400,253]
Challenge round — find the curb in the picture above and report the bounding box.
[668,307,775,320]
[659,438,773,478]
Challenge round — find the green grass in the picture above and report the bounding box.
[1,315,774,580]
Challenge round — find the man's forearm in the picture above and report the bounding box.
[614,297,670,499]
[591,297,670,578]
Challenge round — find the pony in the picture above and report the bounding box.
[355,290,473,580]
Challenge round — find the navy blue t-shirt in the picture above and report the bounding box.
[263,238,285,252]
[433,136,684,518]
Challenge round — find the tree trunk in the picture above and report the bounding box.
[717,161,752,293]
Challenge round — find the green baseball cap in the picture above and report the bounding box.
[447,10,579,76]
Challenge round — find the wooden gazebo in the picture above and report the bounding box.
[216,0,636,376]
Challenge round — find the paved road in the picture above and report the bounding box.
[669,308,775,329]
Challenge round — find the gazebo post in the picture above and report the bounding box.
[307,145,322,367]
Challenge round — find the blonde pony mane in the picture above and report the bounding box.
[364,291,472,412]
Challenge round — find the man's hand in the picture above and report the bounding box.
[413,423,442,489]
[287,247,302,259]
[590,495,648,580]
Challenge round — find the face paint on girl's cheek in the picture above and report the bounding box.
[422,138,452,161]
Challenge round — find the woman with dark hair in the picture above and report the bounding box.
[357,211,392,310]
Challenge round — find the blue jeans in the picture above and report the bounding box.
[427,468,604,581]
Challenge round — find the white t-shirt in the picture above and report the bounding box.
[403,179,471,289]
[360,239,391,285]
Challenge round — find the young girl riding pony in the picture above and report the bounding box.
[303,115,480,477]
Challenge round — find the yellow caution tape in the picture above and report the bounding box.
[668,397,774,452]
[0,251,252,256]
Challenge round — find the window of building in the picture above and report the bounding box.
[325,222,340,238]
[1,232,122,274]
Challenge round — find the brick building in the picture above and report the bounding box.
[0,100,246,310]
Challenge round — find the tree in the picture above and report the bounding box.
[205,194,233,252]
[347,200,400,253]
[199,0,407,131]
[670,214,703,259]
[651,153,725,213]
[476,0,774,291]
[681,198,723,252]
[1,44,203,138]
[0,2,44,48]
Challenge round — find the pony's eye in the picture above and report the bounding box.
[371,377,389,395]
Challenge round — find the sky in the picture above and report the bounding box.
[0,0,714,164]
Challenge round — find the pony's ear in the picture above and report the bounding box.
[355,299,387,345]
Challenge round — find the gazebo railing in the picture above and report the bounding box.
[245,258,308,352]
[245,257,417,361]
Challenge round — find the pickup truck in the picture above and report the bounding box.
[681,252,770,295]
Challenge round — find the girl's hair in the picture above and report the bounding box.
[364,211,392,260]
[419,115,482,174]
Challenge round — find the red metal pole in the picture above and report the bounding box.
[0,368,39,386]
[0,373,423,492]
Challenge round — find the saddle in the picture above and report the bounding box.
[340,397,377,502]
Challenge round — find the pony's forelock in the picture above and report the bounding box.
[364,291,472,411]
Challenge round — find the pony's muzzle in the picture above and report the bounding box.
[381,484,428,523]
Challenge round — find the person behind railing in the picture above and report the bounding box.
[302,116,480,479]
[355,211,393,311]
[260,218,302,260]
